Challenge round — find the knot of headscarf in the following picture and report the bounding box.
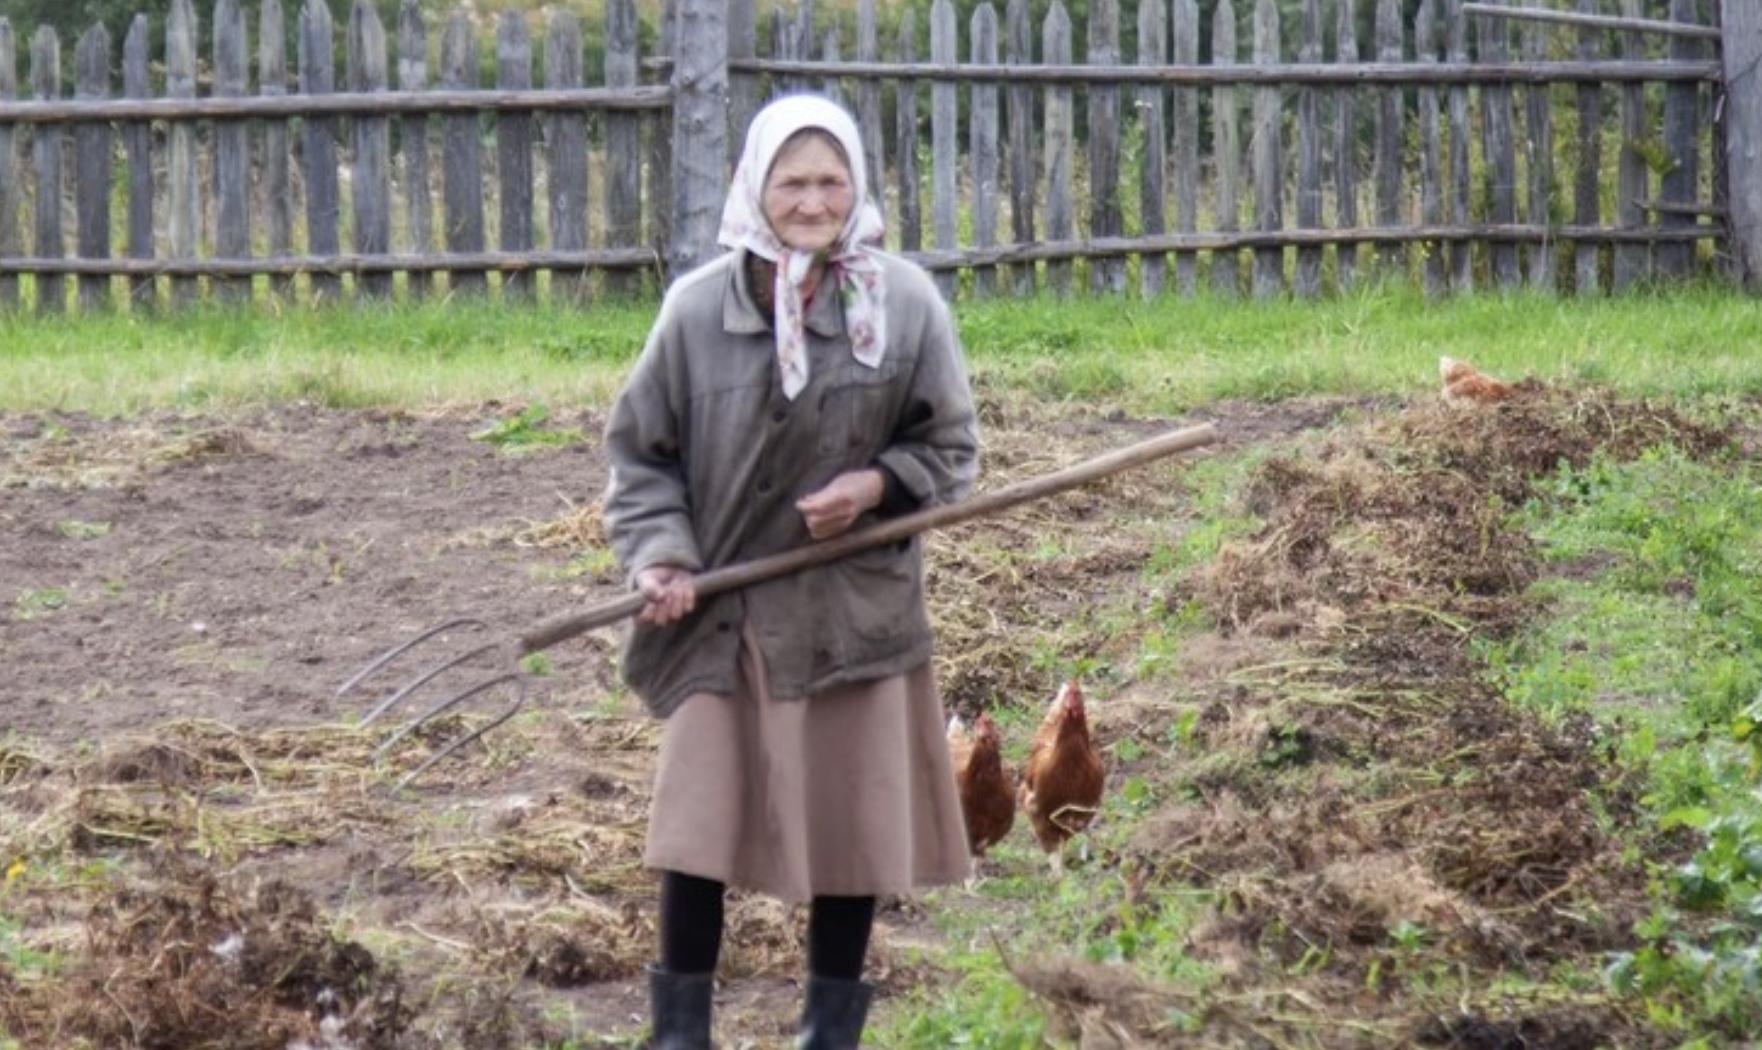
[718,95,887,401]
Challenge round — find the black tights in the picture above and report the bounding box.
[658,870,876,981]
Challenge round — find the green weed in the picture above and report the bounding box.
[470,404,585,453]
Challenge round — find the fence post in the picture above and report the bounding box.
[546,8,591,304]
[30,26,62,315]
[1087,0,1123,295]
[123,15,154,309]
[300,0,342,304]
[262,0,292,302]
[168,0,199,307]
[214,0,250,303]
[495,10,534,301]
[1042,1,1073,296]
[1006,0,1036,294]
[931,0,958,300]
[605,0,642,298]
[0,19,15,311]
[397,0,432,300]
[349,0,392,299]
[894,9,921,254]
[440,9,485,295]
[1659,0,1701,278]
[667,0,727,283]
[1722,0,1762,291]
[74,23,112,313]
[970,3,1000,298]
[1251,0,1284,299]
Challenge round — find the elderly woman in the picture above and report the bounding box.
[602,94,980,1049]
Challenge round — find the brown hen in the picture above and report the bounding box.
[1440,355,1515,405]
[1018,680,1105,877]
[948,712,1016,860]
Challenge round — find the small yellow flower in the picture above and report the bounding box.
[4,858,24,883]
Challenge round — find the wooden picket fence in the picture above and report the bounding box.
[0,0,1759,312]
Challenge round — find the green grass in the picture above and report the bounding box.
[1480,446,1762,1039]
[6,282,1762,414]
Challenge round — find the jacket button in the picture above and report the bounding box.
[716,621,732,633]
[757,479,773,493]
[771,410,787,424]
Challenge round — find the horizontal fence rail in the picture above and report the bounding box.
[0,0,1757,313]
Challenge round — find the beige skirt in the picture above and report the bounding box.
[645,627,971,902]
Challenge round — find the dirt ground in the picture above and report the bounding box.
[0,386,1748,1049]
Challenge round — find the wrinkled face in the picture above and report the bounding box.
[762,131,855,254]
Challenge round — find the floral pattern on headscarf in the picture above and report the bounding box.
[718,94,887,401]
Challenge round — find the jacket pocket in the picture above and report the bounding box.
[815,376,895,461]
[834,545,920,643]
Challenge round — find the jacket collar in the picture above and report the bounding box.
[723,250,846,339]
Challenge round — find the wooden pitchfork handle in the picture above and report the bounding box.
[515,421,1217,655]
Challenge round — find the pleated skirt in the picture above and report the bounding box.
[645,627,971,902]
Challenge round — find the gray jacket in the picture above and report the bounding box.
[603,249,980,718]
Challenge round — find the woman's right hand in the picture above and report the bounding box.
[634,564,698,626]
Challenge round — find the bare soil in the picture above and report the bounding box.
[0,387,1744,1049]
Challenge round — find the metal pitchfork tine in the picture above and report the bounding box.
[340,422,1219,791]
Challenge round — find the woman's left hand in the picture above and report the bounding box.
[795,469,884,540]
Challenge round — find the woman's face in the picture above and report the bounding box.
[762,132,854,254]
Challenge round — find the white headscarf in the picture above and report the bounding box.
[718,94,887,401]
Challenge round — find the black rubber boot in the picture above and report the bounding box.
[796,976,873,1050]
[648,965,714,1050]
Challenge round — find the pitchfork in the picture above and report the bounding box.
[340,422,1217,790]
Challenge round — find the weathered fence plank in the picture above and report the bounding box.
[1042,0,1073,296]
[0,19,15,309]
[1172,0,1199,296]
[1088,0,1123,294]
[932,0,958,299]
[1573,0,1604,296]
[1417,0,1445,297]
[894,9,920,253]
[1723,0,1762,290]
[970,3,1000,297]
[1477,6,1520,288]
[1137,0,1167,298]
[667,0,725,282]
[440,9,485,294]
[1212,0,1241,297]
[605,0,642,297]
[31,26,62,314]
[856,0,883,209]
[545,9,590,303]
[1614,0,1651,291]
[1005,0,1035,293]
[1446,0,1472,292]
[1251,0,1283,299]
[214,0,249,302]
[496,10,534,301]
[74,24,112,311]
[263,0,293,301]
[348,0,392,298]
[1659,0,1702,277]
[1335,0,1360,290]
[1373,0,1404,277]
[168,0,199,306]
[728,0,757,149]
[1522,15,1554,290]
[820,26,843,113]
[1294,0,1323,299]
[301,0,341,302]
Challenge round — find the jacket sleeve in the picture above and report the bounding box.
[602,307,704,582]
[873,272,981,511]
